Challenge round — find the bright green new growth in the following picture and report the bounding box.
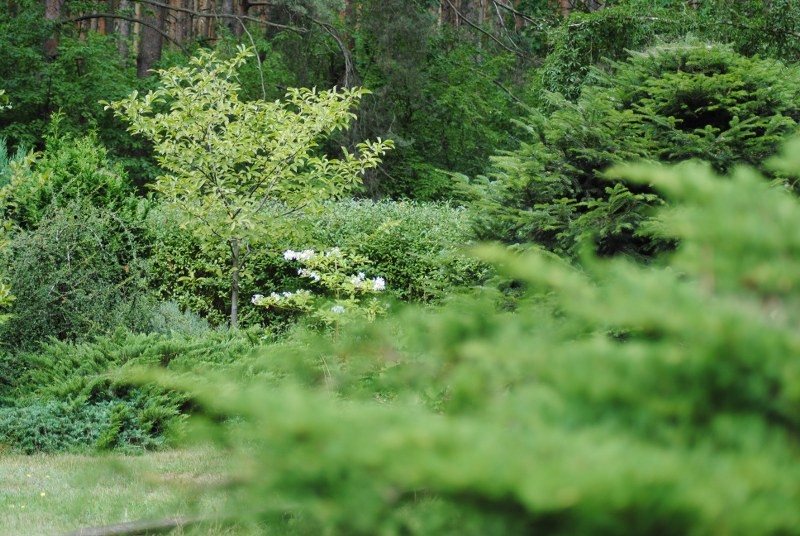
[105,46,393,328]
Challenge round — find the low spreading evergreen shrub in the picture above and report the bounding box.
[0,397,171,454]
[0,328,263,453]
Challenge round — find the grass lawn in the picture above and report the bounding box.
[0,448,234,535]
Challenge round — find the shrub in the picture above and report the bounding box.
[0,118,134,229]
[146,301,211,337]
[479,41,800,258]
[145,200,487,329]
[142,203,301,329]
[0,328,263,453]
[253,247,389,330]
[0,201,151,351]
[307,200,488,301]
[0,136,26,189]
[0,398,171,454]
[539,1,690,101]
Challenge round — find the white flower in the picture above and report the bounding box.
[325,247,342,258]
[350,272,366,287]
[372,277,386,292]
[299,268,321,281]
[331,305,345,315]
[270,292,281,300]
[251,294,264,304]
[282,291,293,298]
[285,249,315,261]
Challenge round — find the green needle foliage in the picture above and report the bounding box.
[105,46,393,328]
[0,328,263,453]
[479,41,800,259]
[0,117,133,230]
[156,145,800,534]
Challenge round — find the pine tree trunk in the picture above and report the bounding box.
[230,238,240,329]
[222,0,239,35]
[117,0,132,62]
[137,1,165,78]
[44,0,62,57]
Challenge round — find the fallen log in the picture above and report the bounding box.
[59,515,209,536]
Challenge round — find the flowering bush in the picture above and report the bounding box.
[252,248,388,328]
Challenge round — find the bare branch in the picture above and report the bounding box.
[493,0,552,30]
[444,0,525,58]
[301,14,359,87]
[135,0,305,34]
[60,13,189,54]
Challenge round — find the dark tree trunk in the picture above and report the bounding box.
[222,0,239,35]
[43,0,62,58]
[117,0,133,62]
[230,238,240,329]
[137,1,165,77]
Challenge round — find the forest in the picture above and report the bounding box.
[1,0,800,534]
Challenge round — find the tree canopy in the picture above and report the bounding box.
[106,46,392,327]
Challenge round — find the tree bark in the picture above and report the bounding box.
[137,0,166,77]
[221,0,240,35]
[171,0,191,43]
[230,238,240,329]
[44,0,63,57]
[116,0,133,62]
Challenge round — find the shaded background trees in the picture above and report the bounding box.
[3,0,798,199]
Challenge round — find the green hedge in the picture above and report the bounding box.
[307,199,488,301]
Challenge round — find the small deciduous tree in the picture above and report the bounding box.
[105,46,393,328]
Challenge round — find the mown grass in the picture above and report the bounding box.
[0,448,234,535]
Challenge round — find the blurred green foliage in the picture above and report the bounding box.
[0,3,799,532]
[155,148,800,534]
